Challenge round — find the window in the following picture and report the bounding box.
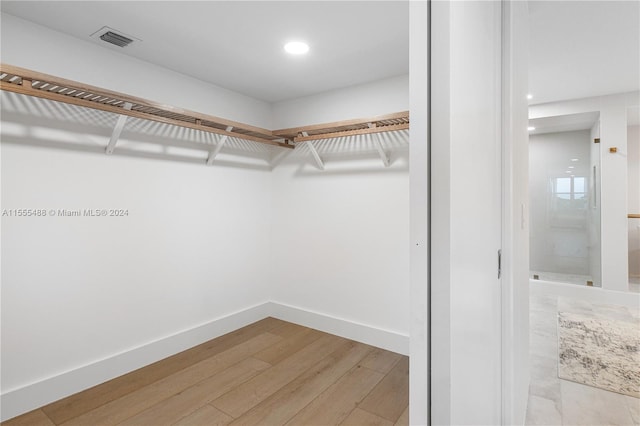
[551,176,588,210]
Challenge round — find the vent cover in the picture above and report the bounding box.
[100,31,133,47]
[90,26,141,48]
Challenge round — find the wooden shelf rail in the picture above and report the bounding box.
[0,64,292,149]
[0,64,409,156]
[273,111,409,143]
[629,214,640,219]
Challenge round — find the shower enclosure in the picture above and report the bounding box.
[528,114,602,287]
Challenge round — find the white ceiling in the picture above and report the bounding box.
[528,111,600,135]
[2,1,637,106]
[528,107,640,135]
[0,1,409,103]
[528,1,639,105]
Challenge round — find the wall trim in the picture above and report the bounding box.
[0,302,271,422]
[1,301,409,422]
[268,301,410,355]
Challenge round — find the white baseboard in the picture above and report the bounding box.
[530,280,640,308]
[268,301,409,355]
[0,302,271,422]
[1,301,409,422]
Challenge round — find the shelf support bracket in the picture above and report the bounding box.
[105,102,132,155]
[302,132,324,170]
[369,123,390,167]
[207,126,234,165]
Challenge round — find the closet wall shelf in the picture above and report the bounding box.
[0,64,410,154]
[0,64,293,149]
[273,111,409,143]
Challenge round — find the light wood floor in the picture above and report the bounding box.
[3,318,409,426]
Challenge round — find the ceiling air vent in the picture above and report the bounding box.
[100,31,133,47]
[90,26,141,48]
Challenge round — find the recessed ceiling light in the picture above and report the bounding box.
[528,126,535,131]
[571,158,579,162]
[284,41,309,55]
[568,166,575,169]
[566,171,572,173]
[527,94,533,100]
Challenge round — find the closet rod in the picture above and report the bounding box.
[0,64,293,149]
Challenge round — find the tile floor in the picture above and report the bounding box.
[526,293,640,425]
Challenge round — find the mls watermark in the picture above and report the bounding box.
[2,209,129,217]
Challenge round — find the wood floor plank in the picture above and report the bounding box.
[172,405,233,426]
[359,348,402,374]
[340,408,393,426]
[1,409,55,426]
[118,357,271,426]
[284,364,385,426]
[7,320,410,426]
[358,357,409,422]
[60,332,282,426]
[42,317,284,424]
[211,333,347,418]
[229,340,373,426]
[268,321,313,338]
[253,327,324,365]
[393,406,409,426]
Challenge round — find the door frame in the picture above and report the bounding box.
[410,1,530,424]
[500,1,531,425]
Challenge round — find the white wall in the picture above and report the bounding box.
[530,91,639,291]
[1,123,273,418]
[601,104,629,290]
[269,135,410,353]
[529,130,592,275]
[271,75,408,129]
[0,13,273,129]
[629,125,640,278]
[267,45,410,355]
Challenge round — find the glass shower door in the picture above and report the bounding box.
[529,126,601,287]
